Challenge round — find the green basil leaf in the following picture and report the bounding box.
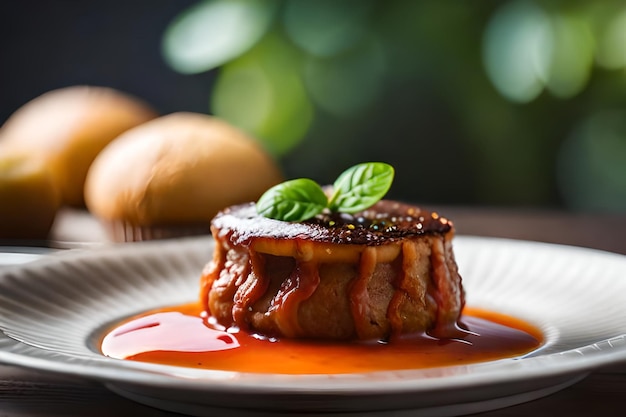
[256,178,328,222]
[328,162,394,213]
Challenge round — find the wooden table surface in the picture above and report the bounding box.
[1,207,625,416]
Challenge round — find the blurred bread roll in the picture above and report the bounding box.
[0,85,157,206]
[0,152,60,240]
[84,112,283,242]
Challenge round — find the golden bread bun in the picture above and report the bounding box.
[84,112,283,240]
[0,151,60,240]
[0,86,157,206]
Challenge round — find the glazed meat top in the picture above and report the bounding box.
[211,200,453,246]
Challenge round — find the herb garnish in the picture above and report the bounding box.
[256,162,394,222]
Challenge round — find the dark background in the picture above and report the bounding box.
[1,1,624,211]
[0,1,207,120]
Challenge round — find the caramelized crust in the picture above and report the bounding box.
[200,201,465,340]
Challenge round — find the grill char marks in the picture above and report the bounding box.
[211,200,453,247]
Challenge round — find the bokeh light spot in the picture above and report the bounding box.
[483,0,552,103]
[211,34,314,157]
[163,0,277,74]
[596,7,626,70]
[211,64,273,134]
[544,14,594,98]
[282,0,374,58]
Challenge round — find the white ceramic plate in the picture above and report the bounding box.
[0,236,625,416]
[0,246,52,267]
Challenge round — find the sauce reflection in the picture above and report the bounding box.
[101,303,542,375]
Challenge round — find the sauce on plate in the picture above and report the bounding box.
[100,303,542,374]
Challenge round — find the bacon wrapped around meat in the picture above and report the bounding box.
[200,200,465,341]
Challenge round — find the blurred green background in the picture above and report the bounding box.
[2,0,625,211]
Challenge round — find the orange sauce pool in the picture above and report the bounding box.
[100,303,542,374]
